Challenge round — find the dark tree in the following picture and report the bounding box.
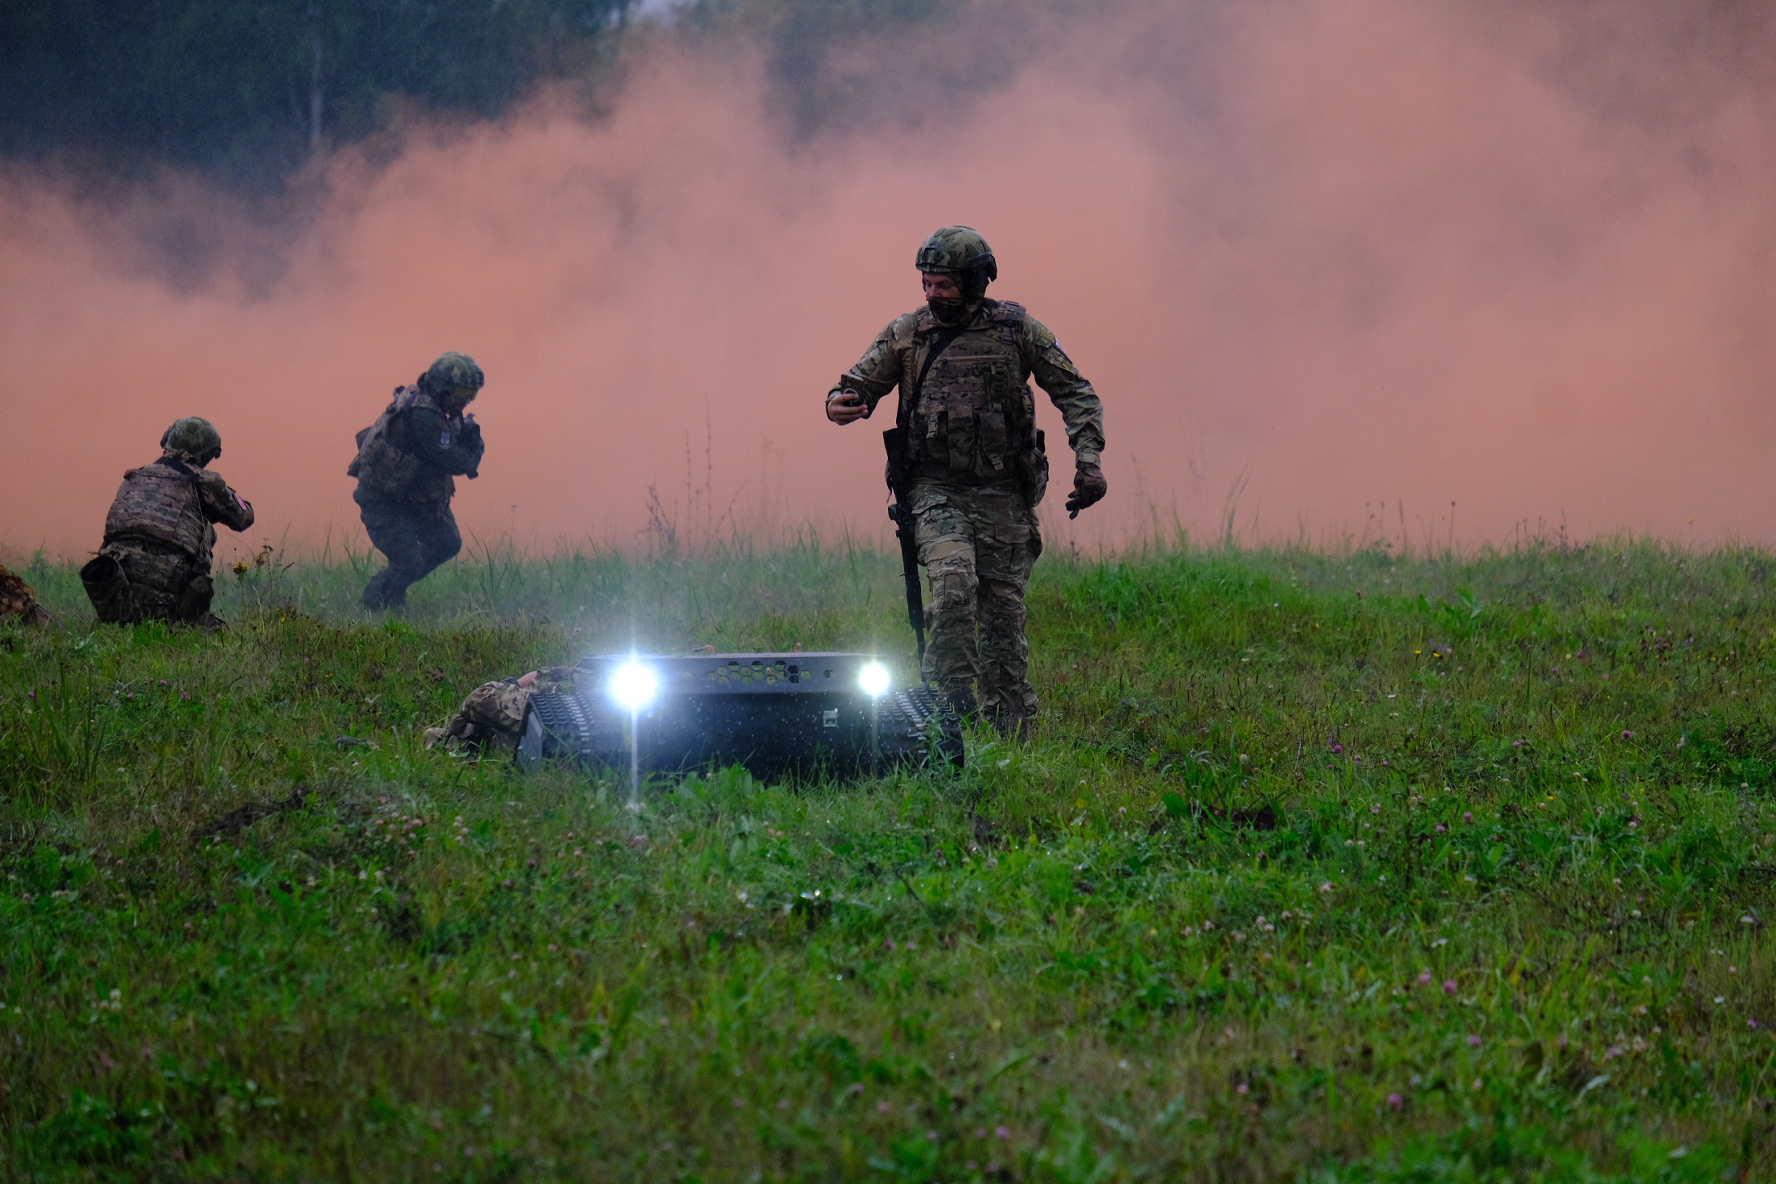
[0,0,631,184]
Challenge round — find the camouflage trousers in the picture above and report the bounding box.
[82,540,214,625]
[911,478,1041,728]
[356,495,462,610]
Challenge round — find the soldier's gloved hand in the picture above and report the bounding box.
[1067,462,1107,519]
[466,469,479,480]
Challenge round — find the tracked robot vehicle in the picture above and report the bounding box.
[517,651,963,779]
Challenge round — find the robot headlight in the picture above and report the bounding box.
[858,661,891,698]
[609,660,659,711]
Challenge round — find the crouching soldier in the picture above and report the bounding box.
[424,667,577,756]
[81,417,254,628]
[350,352,486,610]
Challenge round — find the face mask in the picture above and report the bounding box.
[927,297,969,325]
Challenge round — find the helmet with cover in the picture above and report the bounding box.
[915,226,998,301]
[160,416,223,465]
[419,352,485,397]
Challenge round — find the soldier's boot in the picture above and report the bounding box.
[944,684,980,724]
[984,701,1037,739]
[979,662,1039,738]
[361,569,407,611]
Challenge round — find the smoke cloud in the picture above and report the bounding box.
[5,0,1776,560]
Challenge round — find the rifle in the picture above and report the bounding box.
[883,425,924,660]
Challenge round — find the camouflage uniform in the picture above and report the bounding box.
[423,666,576,755]
[83,426,255,626]
[0,564,53,628]
[350,355,485,610]
[833,297,1104,726]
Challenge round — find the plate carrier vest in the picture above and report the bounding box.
[104,463,206,560]
[349,385,454,508]
[905,300,1047,501]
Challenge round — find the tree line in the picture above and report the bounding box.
[0,0,634,184]
[0,0,1005,188]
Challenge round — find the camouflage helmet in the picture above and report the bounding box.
[160,416,222,463]
[420,351,485,395]
[915,226,998,285]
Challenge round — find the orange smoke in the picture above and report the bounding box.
[4,0,1776,560]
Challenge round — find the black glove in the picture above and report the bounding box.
[1066,462,1107,519]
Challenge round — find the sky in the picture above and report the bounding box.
[4,0,1776,561]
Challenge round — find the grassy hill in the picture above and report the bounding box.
[2,539,1773,1181]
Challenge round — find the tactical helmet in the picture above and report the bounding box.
[420,351,485,395]
[915,226,998,287]
[160,416,222,463]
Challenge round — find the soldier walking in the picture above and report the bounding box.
[349,352,486,610]
[825,227,1107,732]
[81,417,255,628]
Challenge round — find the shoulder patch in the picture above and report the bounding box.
[440,431,452,448]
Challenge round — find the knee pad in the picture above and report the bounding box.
[923,537,974,566]
[925,539,978,611]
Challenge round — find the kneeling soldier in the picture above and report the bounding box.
[82,417,255,628]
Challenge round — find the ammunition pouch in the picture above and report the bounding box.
[905,306,1045,499]
[947,404,977,475]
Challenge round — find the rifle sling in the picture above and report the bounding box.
[899,324,969,435]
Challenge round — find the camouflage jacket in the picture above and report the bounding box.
[350,385,484,511]
[423,666,577,756]
[0,563,52,628]
[102,455,254,573]
[831,299,1105,487]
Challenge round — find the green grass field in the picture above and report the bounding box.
[3,537,1775,1181]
